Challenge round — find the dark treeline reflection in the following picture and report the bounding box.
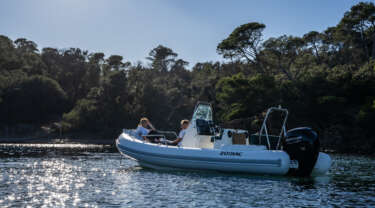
[1,2,375,153]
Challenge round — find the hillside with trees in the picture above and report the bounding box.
[1,2,375,154]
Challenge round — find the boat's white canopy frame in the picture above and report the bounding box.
[258,106,289,150]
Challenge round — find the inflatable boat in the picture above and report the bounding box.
[116,102,331,176]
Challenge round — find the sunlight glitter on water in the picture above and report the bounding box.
[0,148,375,207]
[26,160,77,207]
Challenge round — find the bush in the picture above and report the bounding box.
[0,75,68,124]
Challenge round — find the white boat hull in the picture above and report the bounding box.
[116,132,330,176]
[117,103,332,176]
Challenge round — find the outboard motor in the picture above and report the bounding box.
[283,127,320,177]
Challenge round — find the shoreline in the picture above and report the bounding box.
[0,137,115,145]
[0,137,374,157]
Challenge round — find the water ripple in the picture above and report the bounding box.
[0,147,374,207]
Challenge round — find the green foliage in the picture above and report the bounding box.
[147,45,178,72]
[0,75,68,124]
[0,35,23,71]
[216,73,278,120]
[339,2,375,59]
[217,22,265,66]
[262,35,305,80]
[62,98,100,131]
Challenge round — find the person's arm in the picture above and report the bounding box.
[139,127,151,142]
[147,120,156,131]
[135,127,141,137]
[171,129,185,145]
[170,137,182,145]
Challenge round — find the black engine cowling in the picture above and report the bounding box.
[283,127,320,177]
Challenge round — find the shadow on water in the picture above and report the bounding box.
[0,143,117,157]
[113,161,340,207]
[117,155,371,192]
[121,162,332,190]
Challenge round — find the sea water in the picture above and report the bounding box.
[0,144,374,207]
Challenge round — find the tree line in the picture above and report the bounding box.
[0,2,375,153]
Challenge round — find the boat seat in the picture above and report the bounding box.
[232,133,247,145]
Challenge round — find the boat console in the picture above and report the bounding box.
[195,119,215,135]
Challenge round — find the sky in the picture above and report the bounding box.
[0,0,368,68]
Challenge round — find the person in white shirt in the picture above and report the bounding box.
[170,120,189,146]
[135,117,156,142]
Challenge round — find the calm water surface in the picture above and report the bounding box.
[0,144,374,207]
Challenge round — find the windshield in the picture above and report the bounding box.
[192,104,213,121]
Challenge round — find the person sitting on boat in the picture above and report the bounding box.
[170,119,189,146]
[135,117,158,142]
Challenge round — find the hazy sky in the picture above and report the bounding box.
[0,0,366,68]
